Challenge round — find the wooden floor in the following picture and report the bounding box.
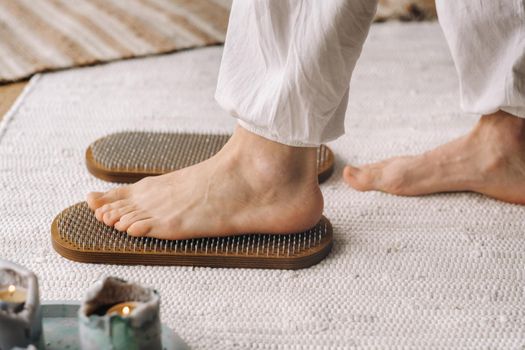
[0,82,27,121]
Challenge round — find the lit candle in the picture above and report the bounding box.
[106,301,139,317]
[79,277,162,350]
[0,260,43,350]
[0,285,27,312]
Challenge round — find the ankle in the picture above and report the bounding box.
[476,110,525,144]
[227,125,319,186]
[467,111,525,178]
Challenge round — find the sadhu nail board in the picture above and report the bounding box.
[86,132,335,184]
[51,202,333,270]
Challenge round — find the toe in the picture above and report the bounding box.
[95,204,111,221]
[114,211,150,232]
[90,187,130,212]
[346,156,445,196]
[127,219,155,237]
[102,210,119,227]
[95,200,129,222]
[343,164,377,191]
[87,192,105,210]
[102,205,134,226]
[100,187,129,203]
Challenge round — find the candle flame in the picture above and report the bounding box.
[122,306,131,316]
[7,285,15,295]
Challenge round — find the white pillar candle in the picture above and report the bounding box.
[79,277,162,350]
[0,260,43,350]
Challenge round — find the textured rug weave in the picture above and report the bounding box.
[1,23,525,349]
[0,0,230,83]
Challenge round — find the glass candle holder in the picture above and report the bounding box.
[78,276,162,350]
[0,260,43,350]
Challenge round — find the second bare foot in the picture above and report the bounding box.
[344,110,525,205]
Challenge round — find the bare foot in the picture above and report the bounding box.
[87,126,323,240]
[344,110,525,204]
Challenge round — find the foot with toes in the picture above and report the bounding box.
[344,111,525,204]
[87,126,324,240]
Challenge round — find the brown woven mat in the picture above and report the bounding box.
[0,0,231,83]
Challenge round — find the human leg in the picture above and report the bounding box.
[344,0,525,204]
[88,0,378,239]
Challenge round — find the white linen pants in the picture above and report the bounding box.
[215,0,525,147]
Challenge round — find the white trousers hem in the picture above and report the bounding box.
[237,120,319,148]
[501,107,525,119]
[215,91,320,147]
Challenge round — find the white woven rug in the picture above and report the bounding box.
[1,23,524,349]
